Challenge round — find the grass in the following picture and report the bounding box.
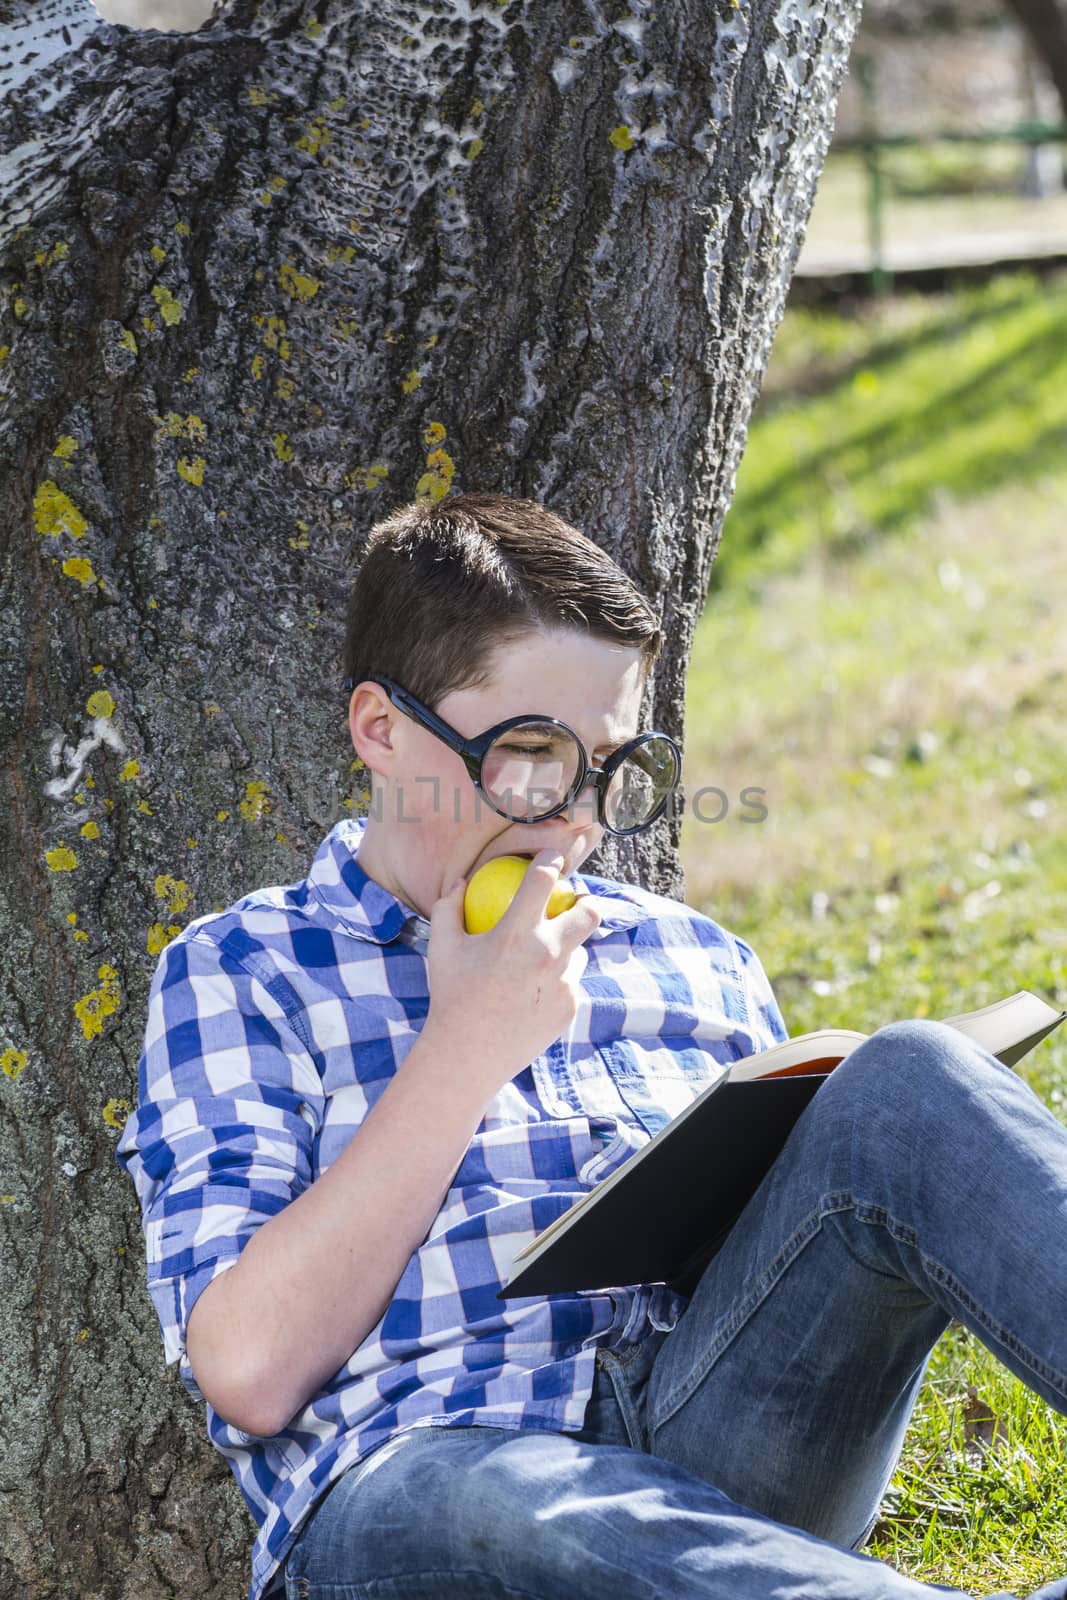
[708,270,1067,602]
[869,1328,1067,1595]
[680,266,1067,1594]
[879,141,1033,200]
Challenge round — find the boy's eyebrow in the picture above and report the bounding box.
[519,720,638,752]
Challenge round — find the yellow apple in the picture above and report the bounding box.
[463,854,578,934]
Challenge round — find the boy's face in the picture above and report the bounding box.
[349,626,648,919]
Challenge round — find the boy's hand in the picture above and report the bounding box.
[424,836,602,1094]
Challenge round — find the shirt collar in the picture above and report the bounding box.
[306,817,650,945]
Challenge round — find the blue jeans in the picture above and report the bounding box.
[281,1021,1067,1599]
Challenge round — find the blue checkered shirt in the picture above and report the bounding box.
[116,816,788,1600]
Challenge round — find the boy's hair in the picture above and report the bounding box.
[342,492,663,710]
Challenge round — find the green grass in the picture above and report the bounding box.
[681,267,1067,1594]
[709,269,1067,602]
[870,1327,1067,1594]
[880,141,1031,200]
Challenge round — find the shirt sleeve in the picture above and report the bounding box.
[115,931,324,1402]
[733,934,790,1051]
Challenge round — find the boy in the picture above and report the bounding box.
[117,492,1067,1600]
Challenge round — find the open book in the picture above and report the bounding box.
[497,989,1066,1301]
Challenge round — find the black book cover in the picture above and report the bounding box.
[496,994,1066,1303]
[497,1072,827,1301]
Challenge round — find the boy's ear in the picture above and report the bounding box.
[348,682,400,773]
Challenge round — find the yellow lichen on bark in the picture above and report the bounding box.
[154,874,191,917]
[63,556,98,586]
[416,442,455,503]
[102,1097,132,1129]
[1,1047,29,1082]
[74,966,121,1041]
[34,481,88,539]
[240,780,271,820]
[279,263,321,302]
[152,285,183,325]
[86,689,115,717]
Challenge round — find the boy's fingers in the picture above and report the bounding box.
[431,876,465,916]
[571,894,603,935]
[521,848,568,902]
[508,841,582,918]
[564,833,588,875]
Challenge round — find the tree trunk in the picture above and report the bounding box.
[0,0,859,1593]
[1004,0,1067,124]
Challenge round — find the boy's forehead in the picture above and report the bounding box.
[458,631,646,734]
[487,628,643,686]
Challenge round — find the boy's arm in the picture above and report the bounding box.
[117,931,494,1441]
[187,1023,491,1438]
[121,850,597,1441]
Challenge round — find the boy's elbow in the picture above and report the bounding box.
[189,1348,282,1438]
[186,1283,278,1437]
[224,1390,285,1440]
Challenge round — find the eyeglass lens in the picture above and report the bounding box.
[480,722,676,830]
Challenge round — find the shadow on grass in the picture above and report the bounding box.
[712,282,1067,594]
[759,276,1042,411]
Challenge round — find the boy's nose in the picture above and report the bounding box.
[567,771,602,815]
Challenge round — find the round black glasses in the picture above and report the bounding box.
[343,674,681,836]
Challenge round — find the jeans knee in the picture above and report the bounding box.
[866,1017,960,1062]
[868,1017,986,1076]
[829,1017,991,1129]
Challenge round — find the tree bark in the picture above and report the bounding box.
[1003,0,1067,123]
[0,0,859,1593]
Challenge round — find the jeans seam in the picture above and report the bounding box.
[600,1340,644,1370]
[825,1201,919,1279]
[923,1244,1067,1400]
[598,1356,649,1450]
[839,1199,1067,1401]
[649,1199,842,1430]
[291,1572,548,1598]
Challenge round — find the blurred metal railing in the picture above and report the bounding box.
[827,54,1067,294]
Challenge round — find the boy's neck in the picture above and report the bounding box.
[354,815,432,920]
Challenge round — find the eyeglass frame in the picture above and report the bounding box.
[343,673,681,836]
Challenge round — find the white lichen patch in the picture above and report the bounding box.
[45,717,126,800]
[613,14,646,50]
[550,55,581,93]
[0,0,126,243]
[0,0,101,103]
[698,199,732,341]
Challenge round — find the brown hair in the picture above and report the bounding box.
[342,492,663,710]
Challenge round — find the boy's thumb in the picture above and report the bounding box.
[447,877,467,924]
